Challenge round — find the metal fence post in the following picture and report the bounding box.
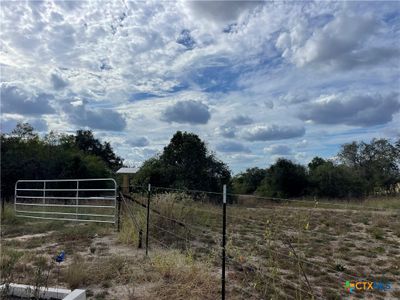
[138,229,143,249]
[76,181,79,220]
[117,190,122,232]
[43,181,46,218]
[145,183,151,256]
[222,184,227,300]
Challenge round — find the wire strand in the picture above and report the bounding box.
[133,185,400,213]
[226,256,316,297]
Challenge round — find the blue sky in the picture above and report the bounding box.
[1,1,399,173]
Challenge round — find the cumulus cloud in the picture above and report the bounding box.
[161,100,211,124]
[216,141,250,153]
[215,115,253,138]
[242,124,305,141]
[264,144,292,155]
[215,125,236,138]
[228,115,254,126]
[277,13,399,69]
[1,2,399,172]
[185,1,263,24]
[298,93,400,126]
[63,100,126,131]
[176,29,196,50]
[128,137,150,147]
[51,73,69,90]
[1,84,55,115]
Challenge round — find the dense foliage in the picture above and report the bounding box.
[133,131,231,192]
[1,123,123,198]
[2,123,399,200]
[232,138,400,199]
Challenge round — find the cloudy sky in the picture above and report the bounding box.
[1,1,399,173]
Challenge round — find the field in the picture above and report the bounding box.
[1,193,399,300]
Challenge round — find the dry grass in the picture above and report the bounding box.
[150,249,219,300]
[2,195,399,299]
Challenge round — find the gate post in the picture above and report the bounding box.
[145,183,151,256]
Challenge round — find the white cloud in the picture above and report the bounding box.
[1,84,55,115]
[277,12,399,70]
[1,1,399,172]
[128,137,150,148]
[161,100,211,124]
[62,100,126,131]
[216,141,250,153]
[184,1,263,24]
[264,145,292,155]
[242,124,306,142]
[299,92,400,126]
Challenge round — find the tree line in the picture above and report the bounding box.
[134,132,400,199]
[2,123,400,200]
[232,139,400,198]
[1,123,123,199]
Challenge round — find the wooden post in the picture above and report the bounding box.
[122,174,129,194]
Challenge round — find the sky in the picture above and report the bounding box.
[1,0,399,174]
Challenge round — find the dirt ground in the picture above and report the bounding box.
[1,197,400,300]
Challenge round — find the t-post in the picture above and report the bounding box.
[145,183,151,256]
[222,184,227,300]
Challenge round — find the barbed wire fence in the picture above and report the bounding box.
[117,184,400,299]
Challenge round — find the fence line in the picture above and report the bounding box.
[123,193,187,227]
[141,184,400,213]
[124,193,215,254]
[120,184,399,299]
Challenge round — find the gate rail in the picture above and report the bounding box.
[14,178,117,224]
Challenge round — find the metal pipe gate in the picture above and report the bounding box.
[14,178,117,224]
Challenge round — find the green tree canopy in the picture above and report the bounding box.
[133,131,231,192]
[338,138,400,193]
[308,159,365,198]
[1,123,122,198]
[257,158,308,198]
[232,167,267,194]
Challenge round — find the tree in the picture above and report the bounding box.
[74,130,123,171]
[232,167,267,194]
[134,131,231,192]
[308,157,327,171]
[338,138,400,194]
[308,160,364,198]
[11,123,39,141]
[257,158,308,198]
[1,123,117,199]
